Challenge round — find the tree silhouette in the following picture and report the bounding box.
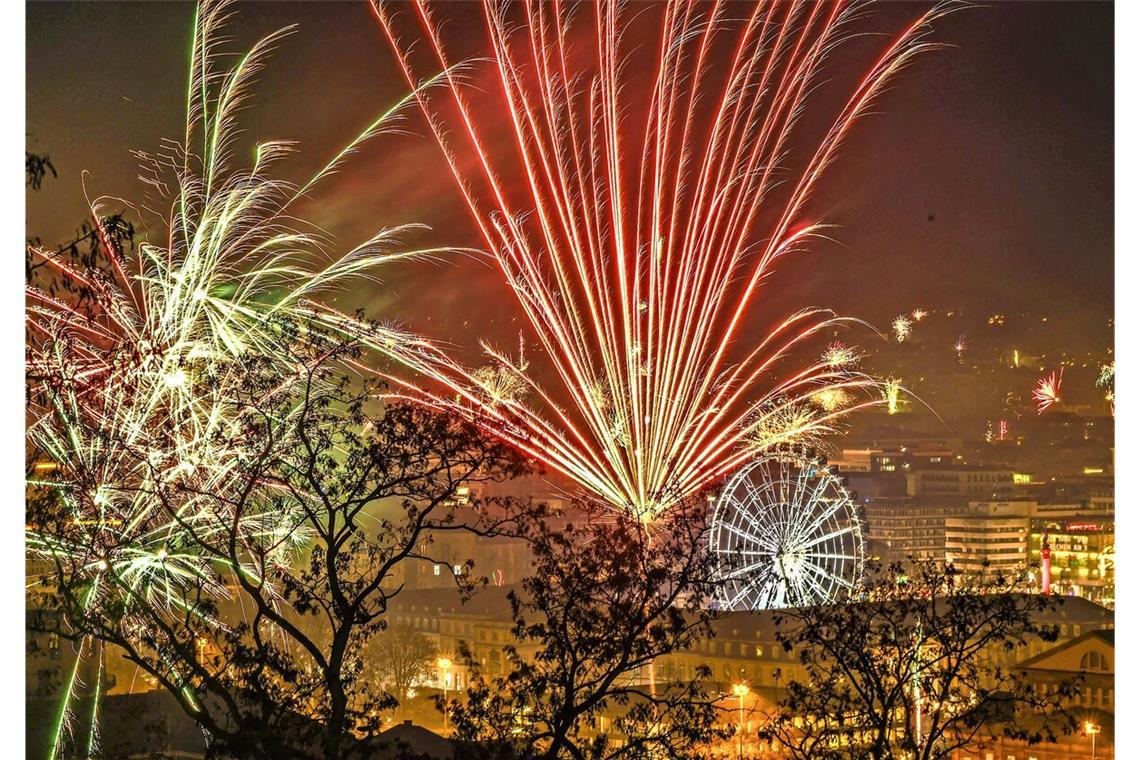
[759,560,1081,760]
[25,146,135,299]
[448,496,732,759]
[26,150,56,190]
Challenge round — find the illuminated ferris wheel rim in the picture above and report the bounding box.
[710,453,864,610]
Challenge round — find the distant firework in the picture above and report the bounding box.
[1098,362,1115,388]
[371,0,946,518]
[893,315,913,343]
[911,308,928,321]
[822,341,861,368]
[883,378,903,416]
[1033,369,1064,414]
[813,388,852,413]
[747,398,831,453]
[954,334,967,360]
[1098,361,1115,415]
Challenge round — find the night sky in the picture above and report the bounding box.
[27,1,1113,363]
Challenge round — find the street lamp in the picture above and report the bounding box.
[438,657,453,733]
[1084,721,1100,760]
[732,682,749,759]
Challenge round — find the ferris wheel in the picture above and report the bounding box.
[710,452,864,610]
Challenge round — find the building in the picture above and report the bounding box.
[1029,516,1114,604]
[1021,629,1114,714]
[951,629,1115,760]
[862,497,967,564]
[1089,488,1114,513]
[387,585,1112,707]
[857,495,1114,598]
[907,467,1016,499]
[943,510,1026,577]
[941,502,1113,595]
[834,446,957,474]
[401,530,533,591]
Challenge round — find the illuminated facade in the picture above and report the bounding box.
[945,513,1030,578]
[863,498,968,564]
[1029,517,1114,604]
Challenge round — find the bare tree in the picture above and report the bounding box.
[758,560,1081,760]
[370,623,438,707]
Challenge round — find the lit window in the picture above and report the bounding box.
[433,564,441,576]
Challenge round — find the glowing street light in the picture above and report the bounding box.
[438,657,453,733]
[732,682,749,759]
[1085,721,1100,759]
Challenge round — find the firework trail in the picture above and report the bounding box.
[1033,369,1064,415]
[26,1,448,752]
[369,0,948,518]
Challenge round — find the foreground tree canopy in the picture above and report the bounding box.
[760,561,1081,760]
[449,497,731,760]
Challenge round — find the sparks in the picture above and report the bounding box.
[370,0,946,518]
[747,398,832,454]
[822,341,861,368]
[893,315,913,343]
[813,388,852,413]
[1097,361,1114,416]
[1033,369,1064,415]
[883,378,903,416]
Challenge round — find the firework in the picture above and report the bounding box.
[954,334,967,361]
[1098,361,1114,415]
[813,387,852,413]
[26,2,445,752]
[1033,369,1064,415]
[892,315,913,343]
[370,0,945,518]
[822,341,861,368]
[747,398,832,453]
[471,335,530,407]
[1098,362,1115,388]
[883,378,903,416]
[911,309,928,321]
